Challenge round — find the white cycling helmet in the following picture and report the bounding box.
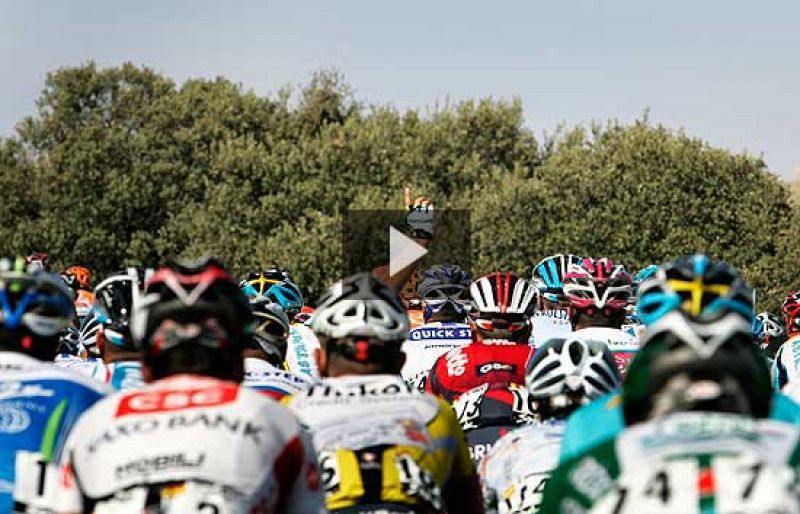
[311,272,409,342]
[526,336,620,401]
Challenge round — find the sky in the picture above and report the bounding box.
[1,0,798,178]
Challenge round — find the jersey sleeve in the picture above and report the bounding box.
[53,428,84,514]
[426,352,457,402]
[432,398,475,478]
[278,431,325,514]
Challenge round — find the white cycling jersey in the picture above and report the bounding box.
[773,334,800,390]
[544,412,800,514]
[572,326,639,375]
[243,358,312,400]
[55,374,324,514]
[285,325,321,383]
[479,421,564,514]
[529,310,572,348]
[401,321,472,388]
[54,357,144,391]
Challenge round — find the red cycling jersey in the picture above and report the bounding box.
[425,341,533,403]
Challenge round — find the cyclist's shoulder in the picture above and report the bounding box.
[1,353,110,396]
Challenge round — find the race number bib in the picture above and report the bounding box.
[591,460,698,514]
[14,451,59,513]
[501,473,549,514]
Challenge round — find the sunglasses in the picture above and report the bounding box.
[474,317,529,332]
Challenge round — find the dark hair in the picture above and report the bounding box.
[145,344,242,382]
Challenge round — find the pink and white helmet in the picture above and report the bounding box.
[563,258,632,316]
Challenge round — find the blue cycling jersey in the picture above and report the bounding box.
[0,352,107,512]
[559,389,800,463]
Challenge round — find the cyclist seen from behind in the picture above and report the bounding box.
[480,336,620,514]
[55,257,323,514]
[401,263,473,390]
[285,272,483,514]
[0,257,108,513]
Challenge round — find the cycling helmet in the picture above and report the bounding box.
[623,308,770,425]
[312,272,409,343]
[24,252,51,272]
[782,291,800,336]
[636,254,753,327]
[753,312,786,344]
[57,326,81,355]
[526,336,621,419]
[61,265,92,291]
[93,268,153,351]
[78,311,103,357]
[563,258,632,317]
[240,269,304,316]
[132,257,255,354]
[532,254,584,303]
[249,297,290,362]
[417,263,472,323]
[471,272,537,315]
[240,268,293,296]
[0,257,74,359]
[470,272,537,343]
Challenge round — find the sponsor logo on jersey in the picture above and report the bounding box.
[115,452,206,479]
[116,385,239,417]
[476,362,517,376]
[0,404,31,433]
[88,413,265,453]
[0,382,55,401]
[446,348,468,376]
[409,327,471,341]
[469,442,494,462]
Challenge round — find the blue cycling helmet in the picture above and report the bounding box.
[0,257,75,360]
[752,311,786,349]
[417,263,472,323]
[532,254,584,303]
[636,254,754,327]
[633,264,659,284]
[240,268,304,317]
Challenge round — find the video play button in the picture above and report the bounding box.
[389,226,428,277]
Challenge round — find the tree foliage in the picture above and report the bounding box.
[1,62,798,309]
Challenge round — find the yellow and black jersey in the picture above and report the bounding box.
[283,374,473,512]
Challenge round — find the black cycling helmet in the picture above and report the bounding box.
[623,308,771,425]
[248,296,290,363]
[93,268,153,352]
[132,257,254,380]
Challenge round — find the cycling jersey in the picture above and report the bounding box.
[451,383,537,465]
[401,322,471,388]
[479,421,565,514]
[772,334,800,390]
[571,327,639,375]
[559,390,800,463]
[426,342,532,403]
[284,374,474,513]
[285,324,321,383]
[54,357,144,391]
[529,310,572,348]
[55,374,324,514]
[243,357,312,400]
[542,411,800,513]
[0,352,108,513]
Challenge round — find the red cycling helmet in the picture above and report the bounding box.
[783,291,800,336]
[469,272,537,343]
[563,258,632,319]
